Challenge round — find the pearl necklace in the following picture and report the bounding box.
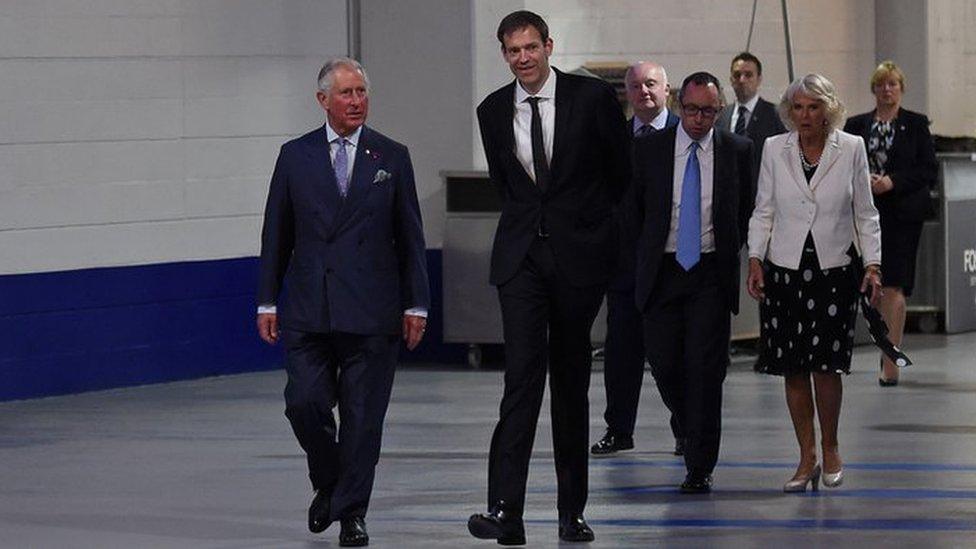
[799,146,820,170]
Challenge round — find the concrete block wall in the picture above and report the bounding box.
[0,0,347,275]
[0,0,349,399]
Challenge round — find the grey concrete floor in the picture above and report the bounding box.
[1,333,974,548]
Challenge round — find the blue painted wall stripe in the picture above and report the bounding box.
[0,250,464,401]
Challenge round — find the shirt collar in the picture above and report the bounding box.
[736,94,760,113]
[633,108,671,133]
[326,122,363,147]
[515,67,556,104]
[676,122,713,154]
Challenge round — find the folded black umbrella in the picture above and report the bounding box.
[848,247,913,368]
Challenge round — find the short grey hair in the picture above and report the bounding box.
[624,61,669,85]
[317,57,370,94]
[777,73,846,133]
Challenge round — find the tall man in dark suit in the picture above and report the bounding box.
[630,72,753,493]
[256,57,430,547]
[716,52,786,170]
[467,10,630,546]
[593,61,683,458]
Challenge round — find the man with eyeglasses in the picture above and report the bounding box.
[628,72,754,493]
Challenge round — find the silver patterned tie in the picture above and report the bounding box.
[334,137,349,197]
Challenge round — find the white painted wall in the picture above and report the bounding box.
[471,0,877,168]
[927,0,976,136]
[360,0,474,250]
[0,0,346,274]
[4,1,974,277]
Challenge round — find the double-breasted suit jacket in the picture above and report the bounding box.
[257,124,430,334]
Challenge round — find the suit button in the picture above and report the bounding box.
[326,268,334,274]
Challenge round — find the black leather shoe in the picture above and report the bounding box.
[590,431,634,456]
[558,514,595,542]
[467,501,525,545]
[673,438,685,456]
[679,473,713,494]
[308,489,331,533]
[879,360,899,386]
[339,517,368,547]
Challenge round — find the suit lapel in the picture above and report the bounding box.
[747,103,762,137]
[657,129,677,233]
[808,130,841,192]
[889,108,909,169]
[498,85,517,162]
[497,80,542,194]
[334,126,379,229]
[711,131,731,234]
[782,132,815,200]
[304,126,343,230]
[551,69,573,189]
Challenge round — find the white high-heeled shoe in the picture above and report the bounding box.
[822,468,844,488]
[783,464,821,493]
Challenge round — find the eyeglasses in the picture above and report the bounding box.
[681,104,719,118]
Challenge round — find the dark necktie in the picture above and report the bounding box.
[635,124,656,138]
[526,97,551,191]
[734,105,749,135]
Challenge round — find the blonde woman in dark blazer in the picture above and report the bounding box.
[746,74,882,492]
[844,61,938,386]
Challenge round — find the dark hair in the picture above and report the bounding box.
[496,10,549,44]
[731,52,763,76]
[678,71,723,104]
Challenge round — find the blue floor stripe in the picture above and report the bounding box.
[585,517,976,531]
[392,516,976,532]
[594,458,976,472]
[606,485,976,499]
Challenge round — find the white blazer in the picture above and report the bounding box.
[748,130,881,270]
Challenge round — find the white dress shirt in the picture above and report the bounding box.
[258,121,427,318]
[632,108,671,135]
[513,69,556,182]
[665,124,716,253]
[729,94,760,132]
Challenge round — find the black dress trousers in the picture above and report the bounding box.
[488,238,606,516]
[282,329,398,521]
[642,254,730,476]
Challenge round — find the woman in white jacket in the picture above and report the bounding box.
[746,74,882,493]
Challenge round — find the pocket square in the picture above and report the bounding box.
[373,169,392,184]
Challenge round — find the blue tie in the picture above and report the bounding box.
[676,141,701,270]
[334,137,349,197]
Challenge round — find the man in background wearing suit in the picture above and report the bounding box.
[593,61,683,458]
[467,10,630,545]
[716,52,786,170]
[256,57,430,547]
[630,72,753,493]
